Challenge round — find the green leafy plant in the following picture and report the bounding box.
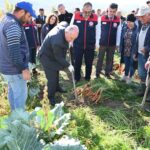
[35,102,71,139]
[0,102,86,150]
[0,120,43,150]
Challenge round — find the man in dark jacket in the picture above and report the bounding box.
[35,8,46,45]
[96,3,121,79]
[23,17,39,75]
[38,22,79,106]
[72,2,98,82]
[133,6,150,97]
[145,57,150,104]
[58,4,73,24]
[0,1,36,111]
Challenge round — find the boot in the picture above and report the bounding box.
[56,86,67,93]
[142,102,150,112]
[136,82,146,97]
[50,98,56,106]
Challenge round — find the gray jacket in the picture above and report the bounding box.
[38,22,70,71]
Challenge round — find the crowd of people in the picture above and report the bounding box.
[0,1,150,109]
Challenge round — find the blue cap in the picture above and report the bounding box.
[16,1,36,18]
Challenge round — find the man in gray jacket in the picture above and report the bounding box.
[38,22,79,106]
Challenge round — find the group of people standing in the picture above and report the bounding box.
[1,1,150,109]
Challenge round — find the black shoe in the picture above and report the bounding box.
[136,89,145,97]
[136,84,146,97]
[105,73,112,79]
[142,103,150,112]
[96,74,100,79]
[146,99,150,103]
[85,77,90,81]
[75,79,80,84]
[50,98,56,106]
[56,87,67,93]
[137,92,144,97]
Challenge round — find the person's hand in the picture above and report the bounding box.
[145,60,150,70]
[68,65,74,73]
[133,54,138,61]
[141,48,146,54]
[22,69,31,80]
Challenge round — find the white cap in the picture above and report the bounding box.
[136,6,150,16]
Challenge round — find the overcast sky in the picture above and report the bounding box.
[0,0,149,15]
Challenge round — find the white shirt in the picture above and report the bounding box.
[138,26,150,54]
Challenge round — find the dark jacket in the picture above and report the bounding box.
[35,15,46,34]
[134,25,150,60]
[35,15,46,26]
[41,24,56,42]
[73,12,98,50]
[119,24,138,57]
[58,11,73,24]
[23,22,39,49]
[38,22,70,71]
[100,15,120,46]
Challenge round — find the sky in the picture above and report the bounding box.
[0,0,149,15]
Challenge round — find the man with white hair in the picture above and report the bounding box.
[133,6,150,97]
[38,22,79,106]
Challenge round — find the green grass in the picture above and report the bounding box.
[64,69,150,149]
[0,54,150,150]
[65,105,150,150]
[66,107,137,150]
[90,77,140,102]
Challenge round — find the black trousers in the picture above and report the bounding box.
[74,47,94,81]
[44,68,59,100]
[29,48,37,64]
[69,46,75,66]
[38,28,41,45]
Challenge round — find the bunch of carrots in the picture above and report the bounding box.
[75,84,102,104]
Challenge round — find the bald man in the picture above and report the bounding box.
[38,22,79,106]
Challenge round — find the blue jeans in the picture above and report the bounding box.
[2,74,27,111]
[138,53,147,82]
[124,56,135,77]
